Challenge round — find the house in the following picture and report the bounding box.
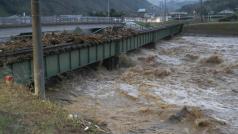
[169,12,188,17]
[137,9,146,13]
[137,8,147,18]
[219,10,234,15]
[169,12,188,20]
[144,13,155,18]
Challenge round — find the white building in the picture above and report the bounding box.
[219,10,234,15]
[169,12,188,17]
[137,9,146,13]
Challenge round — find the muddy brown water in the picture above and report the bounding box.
[47,36,238,134]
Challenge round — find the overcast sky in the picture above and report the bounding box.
[148,0,198,5]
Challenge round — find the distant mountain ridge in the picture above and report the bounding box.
[180,0,238,14]
[148,0,197,11]
[0,0,154,17]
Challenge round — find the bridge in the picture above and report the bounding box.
[0,24,184,85]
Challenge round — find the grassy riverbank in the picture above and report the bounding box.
[183,22,238,36]
[0,84,107,134]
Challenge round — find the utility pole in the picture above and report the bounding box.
[159,1,163,22]
[107,0,110,17]
[200,0,204,22]
[107,0,110,23]
[164,0,167,22]
[31,0,45,99]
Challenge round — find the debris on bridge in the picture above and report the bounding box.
[100,27,138,39]
[0,27,138,52]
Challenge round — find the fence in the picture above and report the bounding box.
[0,16,124,26]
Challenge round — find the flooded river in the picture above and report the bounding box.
[48,36,238,134]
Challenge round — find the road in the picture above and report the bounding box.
[0,24,120,42]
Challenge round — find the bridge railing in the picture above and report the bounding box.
[0,16,124,26]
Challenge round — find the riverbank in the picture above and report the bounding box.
[0,84,110,133]
[183,22,238,36]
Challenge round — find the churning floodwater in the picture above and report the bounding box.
[48,36,238,134]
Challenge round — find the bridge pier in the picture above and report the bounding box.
[142,42,156,49]
[103,56,119,70]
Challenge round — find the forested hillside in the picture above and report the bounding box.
[148,0,196,11]
[180,0,238,14]
[0,0,153,16]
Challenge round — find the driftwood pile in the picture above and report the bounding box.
[100,27,138,40]
[0,28,138,52]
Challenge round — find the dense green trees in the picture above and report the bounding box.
[89,9,125,17]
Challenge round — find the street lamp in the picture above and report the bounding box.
[31,0,45,99]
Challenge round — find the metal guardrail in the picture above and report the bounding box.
[0,24,184,85]
[0,16,124,26]
[171,15,228,22]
